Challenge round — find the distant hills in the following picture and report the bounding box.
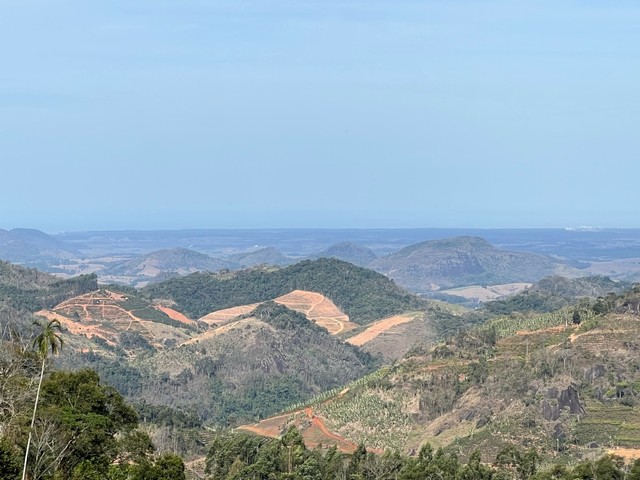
[0,228,76,265]
[313,241,377,267]
[104,247,233,284]
[370,236,579,293]
[225,246,293,268]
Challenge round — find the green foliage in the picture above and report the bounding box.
[38,369,139,475]
[0,260,97,313]
[144,258,425,324]
[0,438,20,480]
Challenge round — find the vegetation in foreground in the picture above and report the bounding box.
[205,427,640,480]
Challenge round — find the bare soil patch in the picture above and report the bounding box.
[155,306,197,326]
[346,313,420,347]
[199,304,261,326]
[275,290,357,335]
[237,406,359,453]
[608,448,640,462]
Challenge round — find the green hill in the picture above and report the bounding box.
[314,241,377,267]
[144,258,425,324]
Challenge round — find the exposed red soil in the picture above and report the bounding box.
[199,304,261,327]
[155,306,197,326]
[274,290,357,335]
[346,313,419,347]
[237,406,360,454]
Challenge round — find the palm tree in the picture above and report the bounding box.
[21,319,63,480]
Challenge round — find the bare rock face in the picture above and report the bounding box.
[541,385,586,421]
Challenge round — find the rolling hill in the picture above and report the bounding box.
[144,258,426,324]
[370,236,578,293]
[314,241,377,267]
[225,246,292,268]
[0,259,97,314]
[104,247,233,285]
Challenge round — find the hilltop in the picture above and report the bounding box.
[144,258,425,324]
[314,241,377,267]
[225,246,292,268]
[36,288,200,355]
[370,236,578,293]
[0,228,76,266]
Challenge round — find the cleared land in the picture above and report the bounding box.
[199,304,261,326]
[274,290,357,335]
[346,312,421,347]
[47,289,194,349]
[237,406,358,453]
[198,290,356,335]
[156,305,197,327]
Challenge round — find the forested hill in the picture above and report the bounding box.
[144,258,425,324]
[0,260,97,313]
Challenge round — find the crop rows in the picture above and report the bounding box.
[315,389,412,450]
[282,366,392,413]
[482,307,596,339]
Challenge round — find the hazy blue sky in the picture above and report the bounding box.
[1,0,639,231]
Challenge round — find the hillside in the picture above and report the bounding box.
[0,259,97,314]
[483,275,627,315]
[314,241,377,267]
[370,236,578,293]
[245,286,640,463]
[144,258,425,324]
[37,288,200,355]
[130,303,376,424]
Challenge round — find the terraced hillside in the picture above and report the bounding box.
[37,289,200,353]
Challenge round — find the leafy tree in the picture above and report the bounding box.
[38,369,138,476]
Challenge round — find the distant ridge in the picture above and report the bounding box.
[106,247,232,280]
[314,241,377,267]
[371,236,578,293]
[225,246,292,268]
[0,228,76,264]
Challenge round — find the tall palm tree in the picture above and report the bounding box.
[21,319,63,480]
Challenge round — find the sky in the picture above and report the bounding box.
[1,0,639,232]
